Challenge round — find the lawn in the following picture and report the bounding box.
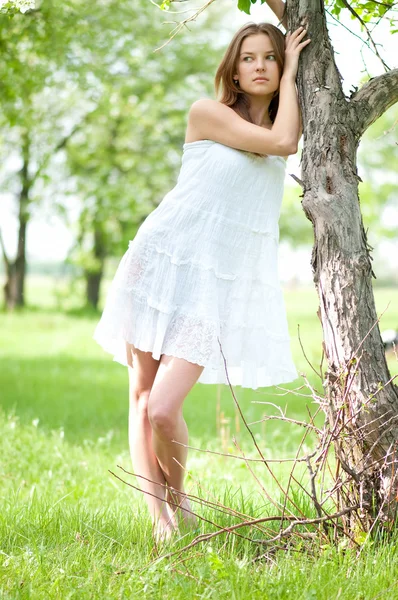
[0,278,397,599]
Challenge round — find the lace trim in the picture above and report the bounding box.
[161,313,219,366]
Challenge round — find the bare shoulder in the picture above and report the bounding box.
[188,99,238,127]
[185,98,236,144]
[189,98,232,117]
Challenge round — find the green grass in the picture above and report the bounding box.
[0,278,397,599]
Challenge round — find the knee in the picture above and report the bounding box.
[148,403,176,439]
[130,388,151,420]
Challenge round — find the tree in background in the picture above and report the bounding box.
[0,1,75,309]
[0,1,114,309]
[0,0,222,309]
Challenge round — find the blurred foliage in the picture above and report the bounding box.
[279,182,312,245]
[0,0,224,304]
[234,0,398,32]
[357,105,398,241]
[279,105,398,247]
[326,0,398,29]
[64,4,224,274]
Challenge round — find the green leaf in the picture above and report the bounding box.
[354,531,368,545]
[238,0,252,15]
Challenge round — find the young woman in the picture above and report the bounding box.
[94,19,310,541]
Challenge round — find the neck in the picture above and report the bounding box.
[247,94,273,126]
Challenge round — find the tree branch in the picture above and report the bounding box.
[366,0,397,6]
[32,107,99,184]
[325,7,393,70]
[350,68,398,139]
[340,0,390,71]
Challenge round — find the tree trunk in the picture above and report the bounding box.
[288,0,398,530]
[2,133,30,310]
[86,270,103,310]
[13,204,27,307]
[85,223,106,310]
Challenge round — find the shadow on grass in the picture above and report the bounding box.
[0,354,320,453]
[0,355,231,447]
[0,356,128,446]
[0,304,102,320]
[65,305,103,319]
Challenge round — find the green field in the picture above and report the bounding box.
[1,278,397,599]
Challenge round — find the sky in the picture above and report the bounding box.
[0,0,396,282]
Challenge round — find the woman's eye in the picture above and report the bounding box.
[242,55,275,62]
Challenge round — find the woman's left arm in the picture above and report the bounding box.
[263,0,287,30]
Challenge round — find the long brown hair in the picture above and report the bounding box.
[215,23,285,124]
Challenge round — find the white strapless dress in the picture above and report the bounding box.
[94,140,298,389]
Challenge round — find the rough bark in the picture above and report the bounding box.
[350,69,398,138]
[288,0,398,529]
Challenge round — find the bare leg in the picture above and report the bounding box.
[126,345,175,540]
[148,354,204,528]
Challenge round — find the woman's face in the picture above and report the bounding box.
[234,33,280,98]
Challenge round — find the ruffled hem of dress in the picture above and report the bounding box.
[93,302,298,391]
[94,331,298,390]
[94,235,297,390]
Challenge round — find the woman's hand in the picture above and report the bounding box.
[283,26,311,81]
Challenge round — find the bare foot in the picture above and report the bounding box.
[153,517,176,544]
[152,501,178,544]
[178,496,198,530]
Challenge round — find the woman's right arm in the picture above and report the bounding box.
[263,0,288,30]
[187,27,310,157]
